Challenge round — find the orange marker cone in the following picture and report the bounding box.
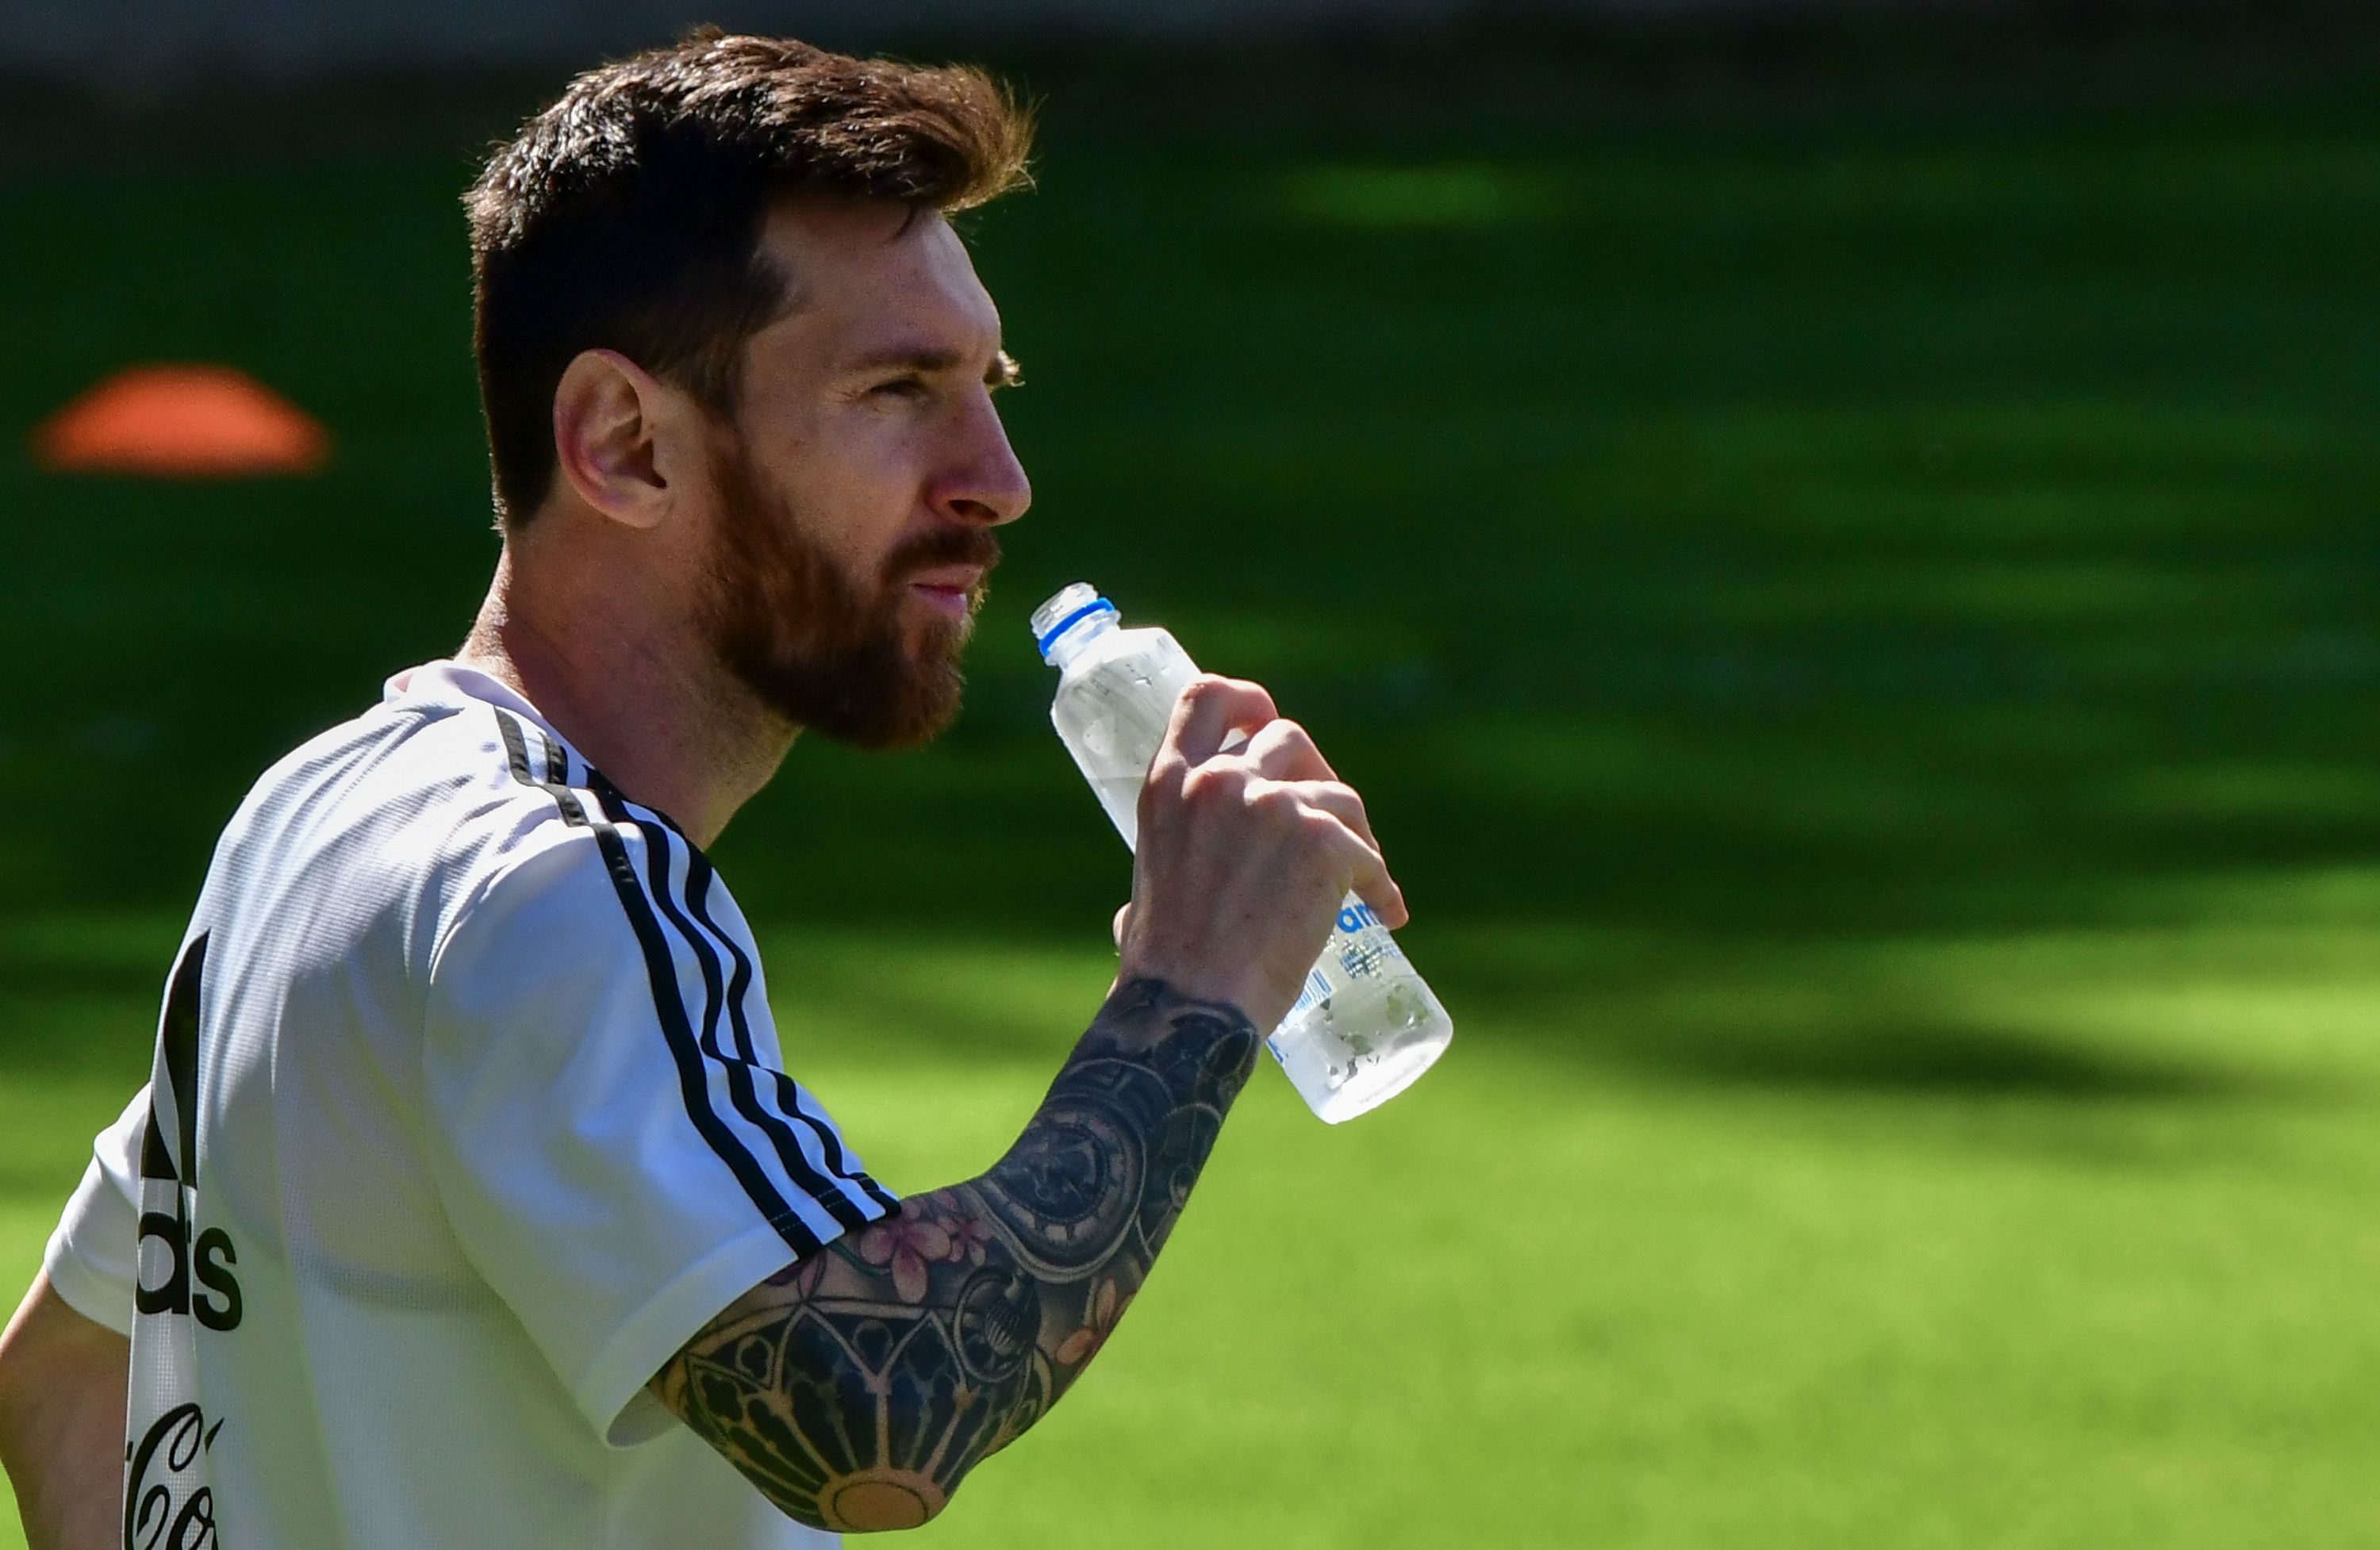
[32,365,330,477]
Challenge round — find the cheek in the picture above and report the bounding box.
[813,422,931,572]
[747,432,894,575]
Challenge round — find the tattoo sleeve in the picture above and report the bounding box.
[649,976,1261,1533]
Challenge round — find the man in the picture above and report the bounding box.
[0,29,1405,1549]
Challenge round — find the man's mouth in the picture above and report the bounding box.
[905,566,985,617]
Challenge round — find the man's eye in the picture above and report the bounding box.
[870,378,929,401]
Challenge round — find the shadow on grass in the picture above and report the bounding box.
[1612,1013,2284,1101]
[1407,913,2369,1107]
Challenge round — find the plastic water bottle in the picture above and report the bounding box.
[1031,582,1452,1123]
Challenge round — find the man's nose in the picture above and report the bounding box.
[933,392,1032,528]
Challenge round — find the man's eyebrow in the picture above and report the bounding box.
[850,345,966,374]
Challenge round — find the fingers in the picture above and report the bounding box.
[1242,716,1338,785]
[1262,779,1409,929]
[1163,681,1407,927]
[1111,903,1132,952]
[1162,676,1278,767]
[1274,777,1386,869]
[1238,776,1399,933]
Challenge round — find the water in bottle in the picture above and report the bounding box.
[1031,582,1452,1123]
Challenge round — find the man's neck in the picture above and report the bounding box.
[455,552,796,848]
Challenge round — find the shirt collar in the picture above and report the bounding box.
[382,659,582,766]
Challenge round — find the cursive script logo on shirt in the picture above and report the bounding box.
[124,1402,222,1550]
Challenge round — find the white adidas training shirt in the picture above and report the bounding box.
[44,662,893,1548]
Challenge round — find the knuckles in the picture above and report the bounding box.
[1246,781,1307,829]
[1296,807,1363,856]
[1176,763,1227,802]
[1155,771,1358,861]
[1142,750,1192,793]
[1154,768,1307,826]
[1174,762,1246,812]
[1314,780,1361,812]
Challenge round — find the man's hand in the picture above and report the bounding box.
[1119,675,1407,1033]
[0,1272,129,1550]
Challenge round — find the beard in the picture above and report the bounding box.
[698,440,999,750]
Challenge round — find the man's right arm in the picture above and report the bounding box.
[651,675,1407,1532]
[653,974,1259,1531]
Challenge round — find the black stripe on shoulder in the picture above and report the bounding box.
[490,709,825,1257]
[587,768,684,837]
[589,782,885,1235]
[494,707,536,785]
[680,847,899,1217]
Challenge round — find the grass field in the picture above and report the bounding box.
[5,28,2380,1545]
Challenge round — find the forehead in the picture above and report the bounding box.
[745,198,1000,367]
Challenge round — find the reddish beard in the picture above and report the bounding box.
[700,442,999,750]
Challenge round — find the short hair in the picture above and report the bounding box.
[463,29,1034,526]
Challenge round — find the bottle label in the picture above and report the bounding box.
[1280,899,1409,1031]
[1286,966,1334,1021]
[1334,900,1381,934]
[1332,900,1407,981]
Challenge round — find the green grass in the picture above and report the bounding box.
[8,914,2380,1546]
[4,38,2380,1547]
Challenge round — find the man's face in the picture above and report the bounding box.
[696,198,1031,750]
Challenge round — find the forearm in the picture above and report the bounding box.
[0,1272,130,1550]
[654,976,1260,1532]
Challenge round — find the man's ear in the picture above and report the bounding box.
[551,349,689,531]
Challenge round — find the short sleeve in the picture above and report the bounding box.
[422,819,896,1443]
[43,1084,151,1337]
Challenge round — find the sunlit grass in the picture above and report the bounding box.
[6,910,2380,1548]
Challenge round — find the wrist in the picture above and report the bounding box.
[1077,977,1265,1112]
[1108,954,1268,1036]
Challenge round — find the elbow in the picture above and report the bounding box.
[788,1466,961,1533]
[705,1367,1006,1531]
[783,1395,979,1533]
[689,1387,973,1532]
